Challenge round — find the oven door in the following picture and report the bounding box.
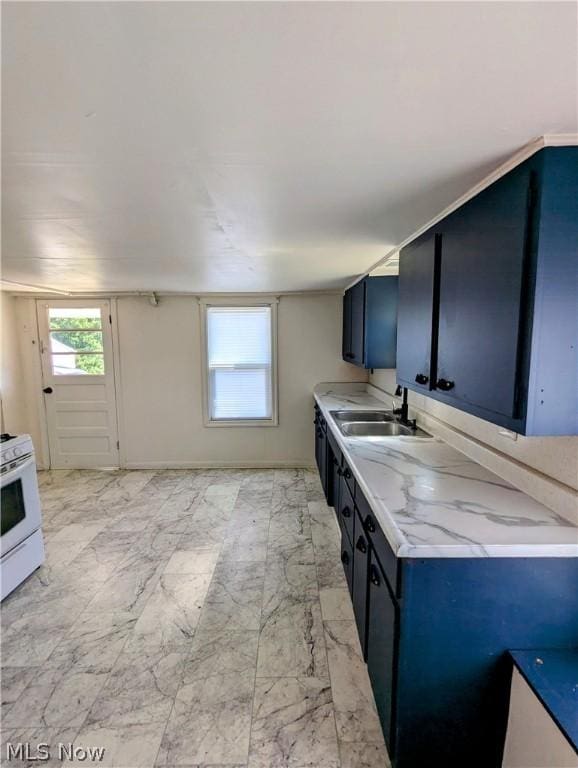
[1,454,42,557]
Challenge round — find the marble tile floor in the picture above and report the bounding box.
[1,468,389,768]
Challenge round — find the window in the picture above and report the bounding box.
[48,307,105,376]
[202,301,278,426]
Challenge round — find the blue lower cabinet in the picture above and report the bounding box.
[366,549,399,755]
[387,556,578,767]
[313,427,578,766]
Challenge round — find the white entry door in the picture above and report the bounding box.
[37,300,120,468]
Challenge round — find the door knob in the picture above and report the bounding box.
[43,387,53,394]
[415,373,429,385]
[436,378,455,391]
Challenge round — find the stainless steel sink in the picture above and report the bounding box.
[330,410,396,423]
[340,421,432,438]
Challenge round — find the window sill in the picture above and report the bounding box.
[203,418,279,428]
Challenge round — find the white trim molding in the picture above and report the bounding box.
[349,133,578,290]
[124,460,315,470]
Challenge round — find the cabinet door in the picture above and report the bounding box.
[397,232,438,390]
[367,550,398,754]
[319,431,328,500]
[437,167,532,419]
[314,420,322,474]
[315,426,328,499]
[342,290,352,362]
[338,474,355,547]
[340,530,354,596]
[328,451,341,510]
[352,524,369,658]
[349,280,366,365]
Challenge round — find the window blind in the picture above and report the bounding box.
[207,305,273,420]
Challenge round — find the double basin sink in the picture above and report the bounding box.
[330,410,432,438]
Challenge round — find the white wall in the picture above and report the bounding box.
[11,293,366,468]
[369,368,578,523]
[0,293,27,434]
[116,294,366,467]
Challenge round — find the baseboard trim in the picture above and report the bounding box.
[123,460,316,470]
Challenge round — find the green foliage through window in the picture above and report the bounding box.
[49,315,105,375]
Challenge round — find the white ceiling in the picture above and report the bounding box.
[2,2,577,294]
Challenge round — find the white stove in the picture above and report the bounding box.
[1,434,45,600]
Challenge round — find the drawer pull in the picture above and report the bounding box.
[336,468,343,476]
[364,515,376,533]
[370,564,381,587]
[356,536,367,553]
[344,468,352,480]
[415,373,429,385]
[341,506,351,518]
[436,378,455,391]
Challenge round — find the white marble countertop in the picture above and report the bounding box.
[314,383,578,558]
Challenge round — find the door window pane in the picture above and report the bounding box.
[50,330,103,353]
[48,308,106,375]
[49,307,102,330]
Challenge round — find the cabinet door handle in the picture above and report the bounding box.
[341,550,350,565]
[343,468,351,480]
[356,536,367,553]
[341,506,351,518]
[336,468,343,476]
[370,564,380,587]
[333,458,339,467]
[364,515,376,533]
[436,378,455,391]
[415,373,429,385]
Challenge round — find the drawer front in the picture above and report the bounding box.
[340,530,354,596]
[341,457,355,497]
[356,488,399,597]
[338,476,355,547]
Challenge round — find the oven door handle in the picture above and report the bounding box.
[1,455,36,484]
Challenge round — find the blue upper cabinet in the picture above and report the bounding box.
[343,276,398,369]
[397,146,578,435]
[396,231,439,390]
